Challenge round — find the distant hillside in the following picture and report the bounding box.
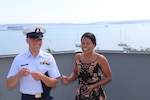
[1,19,150,26]
[91,19,150,25]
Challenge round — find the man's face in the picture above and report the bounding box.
[26,38,43,52]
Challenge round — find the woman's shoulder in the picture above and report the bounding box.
[75,52,82,57]
[95,52,107,61]
[75,53,82,60]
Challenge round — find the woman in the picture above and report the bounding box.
[61,32,112,100]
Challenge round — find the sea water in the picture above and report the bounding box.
[1,22,150,55]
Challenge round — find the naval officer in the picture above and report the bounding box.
[6,25,61,100]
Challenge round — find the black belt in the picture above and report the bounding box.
[22,93,43,99]
[21,93,54,100]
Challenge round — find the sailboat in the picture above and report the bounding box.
[118,30,128,47]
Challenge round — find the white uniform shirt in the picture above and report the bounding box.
[7,50,61,95]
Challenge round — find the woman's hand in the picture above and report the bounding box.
[83,85,95,97]
[61,75,69,84]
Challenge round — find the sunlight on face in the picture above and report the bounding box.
[81,37,96,54]
[26,38,43,51]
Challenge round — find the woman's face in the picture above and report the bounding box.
[81,37,96,54]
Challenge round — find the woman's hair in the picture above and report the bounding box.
[81,32,96,45]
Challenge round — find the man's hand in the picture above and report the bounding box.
[31,71,43,80]
[19,68,30,78]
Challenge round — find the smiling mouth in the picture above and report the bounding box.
[83,48,88,51]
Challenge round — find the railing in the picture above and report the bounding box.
[1,51,150,100]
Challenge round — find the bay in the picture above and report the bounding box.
[1,21,150,55]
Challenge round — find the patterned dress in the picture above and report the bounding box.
[75,59,106,100]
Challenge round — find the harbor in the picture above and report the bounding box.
[1,20,150,55]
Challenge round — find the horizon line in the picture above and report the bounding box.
[1,19,150,25]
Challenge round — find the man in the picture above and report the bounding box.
[6,26,61,100]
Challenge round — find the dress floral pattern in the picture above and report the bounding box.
[75,59,106,100]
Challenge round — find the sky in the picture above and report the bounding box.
[0,0,150,24]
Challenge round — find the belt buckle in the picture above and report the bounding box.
[35,93,42,98]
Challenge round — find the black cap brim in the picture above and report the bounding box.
[27,32,43,38]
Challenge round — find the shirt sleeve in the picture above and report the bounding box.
[7,57,19,78]
[48,55,61,78]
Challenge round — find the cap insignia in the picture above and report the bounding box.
[35,28,41,33]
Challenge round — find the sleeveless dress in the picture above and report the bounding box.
[75,59,106,100]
